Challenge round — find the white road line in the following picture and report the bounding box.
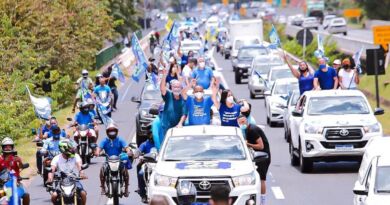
[106,198,113,205]
[210,50,229,89]
[271,187,285,200]
[121,81,134,103]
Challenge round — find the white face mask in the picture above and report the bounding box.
[226,96,234,104]
[198,62,205,69]
[194,92,204,99]
[108,131,117,136]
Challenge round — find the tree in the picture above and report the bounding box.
[108,0,140,37]
[356,0,390,20]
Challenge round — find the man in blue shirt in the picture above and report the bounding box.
[136,130,155,203]
[73,102,98,142]
[44,125,67,139]
[94,123,131,196]
[191,57,215,89]
[182,80,219,125]
[93,76,112,116]
[314,58,338,90]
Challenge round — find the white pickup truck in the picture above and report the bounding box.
[146,125,268,205]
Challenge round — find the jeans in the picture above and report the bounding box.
[111,87,118,109]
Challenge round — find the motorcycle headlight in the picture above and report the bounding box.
[364,122,381,133]
[108,161,120,172]
[232,172,256,186]
[154,173,177,187]
[79,131,87,136]
[304,123,323,134]
[61,184,75,196]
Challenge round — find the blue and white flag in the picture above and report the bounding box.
[26,85,52,120]
[269,24,281,47]
[315,34,325,58]
[353,46,364,74]
[111,63,125,85]
[165,21,179,50]
[131,34,148,82]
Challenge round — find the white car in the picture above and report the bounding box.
[265,64,295,90]
[289,90,384,173]
[180,39,203,55]
[327,17,348,36]
[283,90,300,142]
[353,137,390,205]
[147,125,268,205]
[265,78,299,127]
[302,17,320,30]
[248,55,284,99]
[322,15,336,29]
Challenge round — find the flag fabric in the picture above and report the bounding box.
[26,85,52,120]
[151,72,159,88]
[131,34,148,82]
[166,21,179,50]
[111,63,126,85]
[269,24,281,47]
[353,46,364,74]
[316,34,325,57]
[165,18,173,31]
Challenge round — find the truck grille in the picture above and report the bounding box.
[324,128,363,140]
[320,141,368,149]
[177,177,232,198]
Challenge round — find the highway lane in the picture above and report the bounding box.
[213,50,359,205]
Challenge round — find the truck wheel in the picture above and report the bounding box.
[235,71,241,84]
[225,54,230,59]
[290,142,299,166]
[299,145,313,173]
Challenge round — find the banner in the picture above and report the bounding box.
[269,24,281,47]
[26,85,52,120]
[353,46,364,74]
[131,34,148,82]
[111,63,126,85]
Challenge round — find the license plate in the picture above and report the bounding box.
[335,144,353,151]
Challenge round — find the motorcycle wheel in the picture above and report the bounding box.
[112,181,119,205]
[80,144,87,164]
[43,168,48,187]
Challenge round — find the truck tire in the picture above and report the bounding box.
[235,71,241,84]
[290,142,299,166]
[225,54,230,59]
[250,91,255,99]
[299,145,313,173]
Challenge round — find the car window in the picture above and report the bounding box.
[290,92,300,106]
[270,69,293,81]
[295,95,306,111]
[307,96,370,115]
[163,135,246,161]
[235,39,260,50]
[375,166,390,193]
[273,82,299,95]
[238,48,268,59]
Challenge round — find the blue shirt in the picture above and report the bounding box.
[181,55,189,67]
[42,138,64,153]
[47,130,67,138]
[139,140,155,154]
[219,104,241,127]
[99,137,127,157]
[94,85,111,99]
[89,109,97,118]
[75,112,94,127]
[41,125,51,135]
[191,68,214,89]
[299,73,314,95]
[314,67,337,90]
[161,91,187,130]
[186,96,213,125]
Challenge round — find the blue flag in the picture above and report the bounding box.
[151,72,159,88]
[131,34,148,82]
[166,21,179,50]
[353,46,364,74]
[269,24,280,47]
[111,63,125,85]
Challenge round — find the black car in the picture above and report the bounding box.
[233,45,270,84]
[131,83,162,146]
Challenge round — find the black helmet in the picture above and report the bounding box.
[106,123,118,140]
[80,101,89,114]
[176,180,197,205]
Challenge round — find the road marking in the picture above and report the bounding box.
[121,80,134,103]
[271,186,285,200]
[210,50,229,89]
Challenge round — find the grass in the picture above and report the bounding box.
[359,69,390,102]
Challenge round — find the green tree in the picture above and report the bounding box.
[356,0,390,20]
[108,0,140,37]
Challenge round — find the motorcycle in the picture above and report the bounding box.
[72,123,97,164]
[138,149,158,203]
[46,164,88,205]
[42,150,61,186]
[0,161,30,205]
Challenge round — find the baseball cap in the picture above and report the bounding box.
[333,59,341,65]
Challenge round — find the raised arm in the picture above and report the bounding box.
[182,79,195,100]
[160,69,168,96]
[283,51,300,78]
[211,79,220,109]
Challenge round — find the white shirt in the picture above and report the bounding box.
[338,69,357,89]
[182,65,193,78]
[51,154,82,175]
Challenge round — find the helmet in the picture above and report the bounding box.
[1,137,15,154]
[51,125,61,140]
[106,123,118,140]
[82,69,89,75]
[86,98,95,108]
[176,180,197,205]
[80,101,90,114]
[96,73,103,78]
[59,140,76,158]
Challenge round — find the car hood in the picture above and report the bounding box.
[303,114,379,127]
[139,99,162,110]
[155,160,254,177]
[269,95,288,105]
[366,194,390,205]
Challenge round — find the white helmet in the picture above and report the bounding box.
[1,137,14,153]
[82,69,89,75]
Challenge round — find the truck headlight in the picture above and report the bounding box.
[304,123,323,134]
[232,172,256,186]
[271,101,285,109]
[364,122,381,133]
[154,173,177,187]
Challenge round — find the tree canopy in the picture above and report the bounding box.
[356,0,390,20]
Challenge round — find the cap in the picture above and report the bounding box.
[319,64,326,69]
[333,59,341,65]
[342,58,351,66]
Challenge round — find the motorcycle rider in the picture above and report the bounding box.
[72,69,94,113]
[72,101,98,142]
[102,65,118,110]
[137,129,155,203]
[0,137,30,205]
[93,75,113,116]
[94,123,132,196]
[48,140,87,205]
[35,117,54,175]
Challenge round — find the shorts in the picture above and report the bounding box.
[256,159,270,181]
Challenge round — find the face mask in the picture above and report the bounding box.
[239,124,247,139]
[199,62,205,69]
[173,90,181,96]
[81,108,89,113]
[108,131,117,139]
[226,96,234,104]
[194,92,204,99]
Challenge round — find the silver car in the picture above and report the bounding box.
[327,17,348,36]
[248,55,284,99]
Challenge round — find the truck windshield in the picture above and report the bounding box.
[163,135,246,161]
[307,96,370,115]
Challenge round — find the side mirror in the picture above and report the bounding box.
[264,90,271,96]
[253,151,269,163]
[292,109,303,117]
[131,96,141,103]
[66,117,73,122]
[149,107,160,115]
[353,182,368,195]
[374,107,384,115]
[143,153,157,163]
[81,164,89,170]
[31,128,37,135]
[22,163,29,169]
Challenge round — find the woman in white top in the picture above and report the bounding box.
[338,58,359,89]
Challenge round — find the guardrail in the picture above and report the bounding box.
[284,25,379,59]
